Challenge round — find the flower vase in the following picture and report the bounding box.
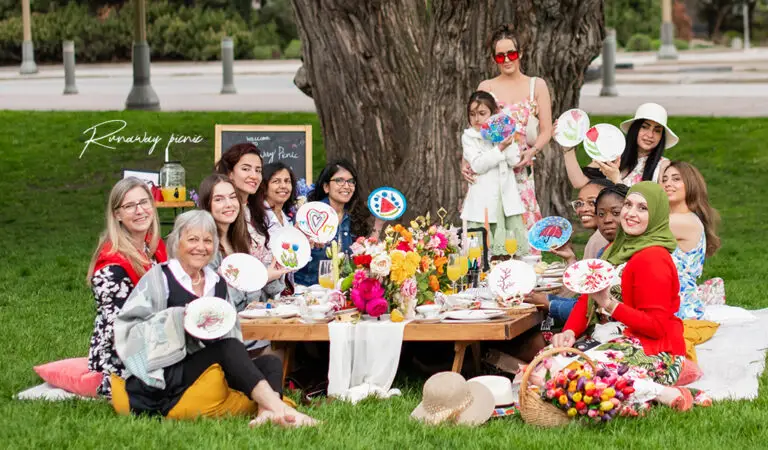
[404,297,416,320]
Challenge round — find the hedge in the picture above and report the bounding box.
[0,1,290,64]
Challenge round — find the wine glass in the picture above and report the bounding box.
[318,260,334,289]
[505,230,518,258]
[446,254,462,294]
[467,234,482,263]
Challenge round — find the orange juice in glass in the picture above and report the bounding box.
[161,186,186,202]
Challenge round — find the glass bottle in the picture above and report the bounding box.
[159,161,186,202]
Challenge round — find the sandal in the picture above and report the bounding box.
[670,387,694,412]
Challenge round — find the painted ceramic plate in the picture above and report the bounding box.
[367,187,407,221]
[270,227,311,270]
[527,216,573,252]
[444,310,506,321]
[563,259,616,294]
[296,201,339,244]
[487,260,538,300]
[583,123,625,162]
[184,297,237,340]
[554,109,590,147]
[220,253,268,293]
[480,112,521,144]
[238,305,300,319]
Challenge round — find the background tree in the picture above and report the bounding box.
[292,0,604,220]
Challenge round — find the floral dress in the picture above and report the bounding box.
[244,206,274,265]
[88,265,134,398]
[621,156,670,186]
[672,227,707,320]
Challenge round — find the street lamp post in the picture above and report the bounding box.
[125,0,160,110]
[658,0,678,60]
[743,2,751,50]
[20,0,38,74]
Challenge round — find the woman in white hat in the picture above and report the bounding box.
[563,103,679,189]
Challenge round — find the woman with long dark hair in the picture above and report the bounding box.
[563,103,679,189]
[294,159,383,286]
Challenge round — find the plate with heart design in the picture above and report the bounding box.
[367,187,407,221]
[296,201,339,244]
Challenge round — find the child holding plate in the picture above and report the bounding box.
[460,90,530,257]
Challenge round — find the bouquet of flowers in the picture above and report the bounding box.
[340,214,460,317]
[541,364,636,423]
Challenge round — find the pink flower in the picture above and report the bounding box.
[352,269,367,289]
[400,277,418,299]
[327,290,346,312]
[433,233,448,250]
[396,241,412,252]
[365,298,389,318]
[350,277,385,313]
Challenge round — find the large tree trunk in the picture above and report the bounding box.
[292,0,603,222]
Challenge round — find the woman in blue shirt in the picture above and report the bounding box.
[295,159,384,286]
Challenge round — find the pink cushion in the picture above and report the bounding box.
[33,357,102,397]
[675,359,703,386]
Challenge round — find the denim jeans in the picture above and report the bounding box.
[548,294,577,324]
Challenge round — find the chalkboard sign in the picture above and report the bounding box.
[214,125,313,182]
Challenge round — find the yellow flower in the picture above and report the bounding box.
[390,250,421,284]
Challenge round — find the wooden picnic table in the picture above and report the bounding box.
[241,311,543,386]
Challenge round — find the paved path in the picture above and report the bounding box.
[1,50,767,116]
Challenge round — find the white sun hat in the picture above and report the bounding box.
[619,102,679,149]
[411,372,495,426]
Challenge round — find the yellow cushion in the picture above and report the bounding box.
[682,320,720,362]
[110,364,258,419]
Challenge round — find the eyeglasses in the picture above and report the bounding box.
[493,50,520,64]
[116,198,152,213]
[570,199,596,211]
[331,178,356,187]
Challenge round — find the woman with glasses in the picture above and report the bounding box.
[294,159,384,286]
[86,177,168,399]
[461,24,553,231]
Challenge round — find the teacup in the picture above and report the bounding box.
[308,304,331,320]
[416,304,441,319]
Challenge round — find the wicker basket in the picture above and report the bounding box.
[518,347,597,428]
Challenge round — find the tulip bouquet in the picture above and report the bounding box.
[341,214,460,317]
[542,364,636,423]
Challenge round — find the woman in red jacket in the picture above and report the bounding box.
[86,178,168,398]
[550,182,707,413]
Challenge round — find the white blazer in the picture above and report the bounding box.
[460,128,524,223]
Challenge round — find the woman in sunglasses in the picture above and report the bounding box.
[461,24,553,232]
[294,159,384,286]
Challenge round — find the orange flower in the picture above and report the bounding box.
[434,256,448,274]
[429,275,440,292]
[420,256,430,272]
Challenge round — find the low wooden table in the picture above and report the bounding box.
[241,311,542,386]
[156,201,195,232]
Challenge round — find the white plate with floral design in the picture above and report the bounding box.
[562,259,616,294]
[444,310,506,321]
[582,123,625,162]
[184,297,237,340]
[554,109,590,147]
[238,305,300,319]
[270,227,312,270]
[487,260,538,300]
[220,253,268,293]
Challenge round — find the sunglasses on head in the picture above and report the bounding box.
[493,50,520,64]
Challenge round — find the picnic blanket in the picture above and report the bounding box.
[327,318,406,404]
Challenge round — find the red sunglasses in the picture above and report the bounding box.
[493,50,520,64]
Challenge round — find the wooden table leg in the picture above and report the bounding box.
[471,342,482,374]
[281,343,295,389]
[452,341,470,373]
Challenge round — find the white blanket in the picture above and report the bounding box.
[327,319,406,404]
[688,307,768,401]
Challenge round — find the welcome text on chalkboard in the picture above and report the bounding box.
[214,125,313,182]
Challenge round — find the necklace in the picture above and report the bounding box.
[191,271,203,286]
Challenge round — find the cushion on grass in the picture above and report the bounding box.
[110,364,257,419]
[675,359,704,386]
[33,357,101,398]
[683,320,720,362]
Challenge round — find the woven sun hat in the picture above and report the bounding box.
[411,372,495,426]
[619,102,679,149]
[468,375,517,417]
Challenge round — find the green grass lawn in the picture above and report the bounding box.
[1,111,766,449]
